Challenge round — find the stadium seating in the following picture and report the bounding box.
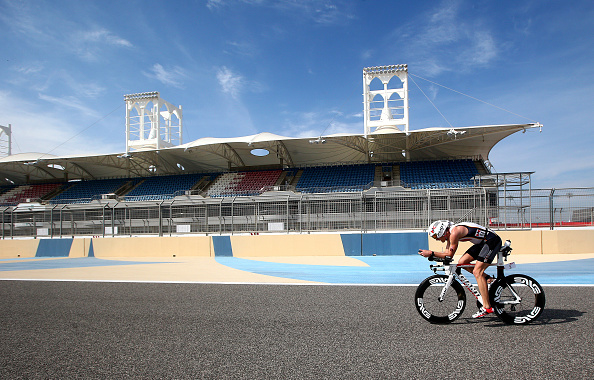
[295,164,375,193]
[124,173,207,201]
[28,160,480,203]
[0,183,63,206]
[0,185,16,196]
[49,178,133,204]
[399,159,478,189]
[207,170,282,197]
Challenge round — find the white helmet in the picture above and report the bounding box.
[428,220,452,239]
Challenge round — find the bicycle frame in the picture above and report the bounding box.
[429,246,518,307]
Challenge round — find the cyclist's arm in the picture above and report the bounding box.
[419,226,463,259]
[418,243,456,259]
[435,240,458,259]
[445,228,462,257]
[419,248,454,259]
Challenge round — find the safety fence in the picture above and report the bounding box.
[1,187,593,239]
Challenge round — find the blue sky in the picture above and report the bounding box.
[0,0,593,189]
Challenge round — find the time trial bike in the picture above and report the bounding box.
[415,240,545,324]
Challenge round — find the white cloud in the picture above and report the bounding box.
[207,0,354,25]
[73,28,133,61]
[216,66,244,99]
[0,1,49,44]
[145,64,187,89]
[0,2,131,62]
[206,0,226,10]
[466,31,497,65]
[224,40,257,57]
[80,28,132,48]
[391,0,499,76]
[361,49,373,60]
[0,91,122,156]
[38,93,100,119]
[15,63,44,75]
[278,110,361,138]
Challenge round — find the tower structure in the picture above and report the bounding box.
[363,65,409,136]
[124,92,182,153]
[0,124,11,158]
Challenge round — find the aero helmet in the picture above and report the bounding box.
[428,220,452,239]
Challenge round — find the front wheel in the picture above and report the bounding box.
[489,274,545,324]
[415,275,466,324]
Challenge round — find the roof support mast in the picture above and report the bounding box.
[0,124,11,158]
[363,65,409,136]
[124,92,183,154]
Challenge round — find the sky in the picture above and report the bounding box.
[0,0,593,189]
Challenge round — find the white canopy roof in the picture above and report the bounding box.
[0,123,540,185]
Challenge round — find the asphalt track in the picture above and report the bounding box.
[1,282,592,379]
[1,255,593,378]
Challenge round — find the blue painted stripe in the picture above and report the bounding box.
[214,256,594,285]
[340,234,362,256]
[212,236,233,257]
[88,239,95,257]
[0,257,171,271]
[341,232,428,256]
[214,256,436,284]
[36,239,73,257]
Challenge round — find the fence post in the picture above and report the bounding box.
[158,201,163,237]
[231,197,236,235]
[427,189,431,228]
[112,203,117,237]
[529,173,533,229]
[479,187,492,226]
[102,204,106,238]
[59,205,64,238]
[286,195,289,234]
[549,189,555,230]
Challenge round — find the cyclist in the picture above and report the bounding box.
[418,220,502,318]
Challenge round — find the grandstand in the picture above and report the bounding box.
[399,159,479,189]
[0,159,485,206]
[0,65,563,238]
[295,164,375,193]
[124,173,209,201]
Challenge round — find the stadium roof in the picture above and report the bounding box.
[0,123,540,185]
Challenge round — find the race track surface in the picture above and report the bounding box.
[2,254,593,378]
[1,282,592,379]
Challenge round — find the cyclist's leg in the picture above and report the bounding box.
[473,260,491,309]
[459,255,493,283]
[458,245,480,274]
[473,238,501,310]
[457,252,474,265]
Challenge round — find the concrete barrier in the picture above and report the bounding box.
[542,229,594,254]
[428,229,594,255]
[230,234,345,257]
[0,229,592,258]
[0,239,39,258]
[91,236,213,258]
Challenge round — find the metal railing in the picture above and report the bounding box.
[2,186,593,239]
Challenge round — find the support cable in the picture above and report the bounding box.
[409,75,453,128]
[38,104,124,160]
[409,73,538,123]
